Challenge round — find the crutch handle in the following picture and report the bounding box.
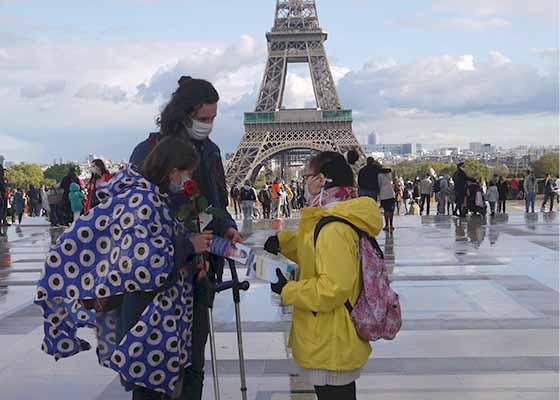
[214,280,250,293]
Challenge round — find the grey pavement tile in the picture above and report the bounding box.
[205,357,560,376]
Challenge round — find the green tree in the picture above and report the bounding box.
[44,163,81,183]
[463,160,492,181]
[531,153,559,178]
[5,164,44,190]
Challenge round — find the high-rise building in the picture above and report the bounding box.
[401,143,417,155]
[368,131,378,145]
[469,142,483,154]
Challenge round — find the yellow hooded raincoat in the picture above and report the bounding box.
[278,196,383,371]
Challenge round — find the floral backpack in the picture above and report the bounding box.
[314,216,402,341]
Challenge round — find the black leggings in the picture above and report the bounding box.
[315,382,356,400]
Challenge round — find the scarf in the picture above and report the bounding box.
[308,186,358,208]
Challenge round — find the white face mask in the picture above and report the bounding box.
[185,119,213,140]
[304,180,313,203]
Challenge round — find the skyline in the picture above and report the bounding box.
[1,0,558,163]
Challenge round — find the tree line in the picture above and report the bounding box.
[4,163,81,190]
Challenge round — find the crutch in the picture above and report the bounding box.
[207,258,250,400]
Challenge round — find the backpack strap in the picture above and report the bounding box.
[313,216,384,314]
[313,216,384,259]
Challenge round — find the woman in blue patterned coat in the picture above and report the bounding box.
[36,137,211,399]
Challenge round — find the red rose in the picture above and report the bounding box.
[183,179,199,196]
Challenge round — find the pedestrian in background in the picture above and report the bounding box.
[419,174,433,215]
[271,178,281,218]
[378,166,396,232]
[511,176,520,200]
[14,188,25,224]
[524,170,538,213]
[447,180,455,215]
[240,180,256,222]
[541,174,555,212]
[68,182,85,222]
[26,184,42,217]
[486,182,499,217]
[258,185,272,219]
[230,183,240,218]
[47,185,61,226]
[60,167,81,225]
[497,177,508,214]
[85,158,112,211]
[357,157,380,201]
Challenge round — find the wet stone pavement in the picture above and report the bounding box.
[0,211,558,400]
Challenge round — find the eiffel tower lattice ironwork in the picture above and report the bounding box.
[226,0,362,185]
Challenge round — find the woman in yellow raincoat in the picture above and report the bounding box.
[264,151,383,400]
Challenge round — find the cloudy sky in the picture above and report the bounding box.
[0,0,558,163]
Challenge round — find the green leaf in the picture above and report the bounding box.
[206,206,227,219]
[186,222,199,232]
[196,196,209,212]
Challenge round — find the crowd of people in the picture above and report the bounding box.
[0,160,113,227]
[225,155,560,238]
[229,177,306,222]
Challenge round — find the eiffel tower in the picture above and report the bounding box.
[226,0,363,185]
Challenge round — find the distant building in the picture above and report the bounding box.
[469,142,483,154]
[368,131,378,145]
[363,143,421,156]
[0,155,4,168]
[401,143,417,155]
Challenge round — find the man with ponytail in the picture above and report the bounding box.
[130,76,240,400]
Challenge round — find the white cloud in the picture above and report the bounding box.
[136,35,265,104]
[75,83,128,103]
[338,52,558,116]
[20,80,66,98]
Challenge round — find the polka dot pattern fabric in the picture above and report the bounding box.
[35,167,194,396]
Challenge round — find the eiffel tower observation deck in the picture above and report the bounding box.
[226,0,363,185]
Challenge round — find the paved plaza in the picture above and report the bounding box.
[0,210,558,399]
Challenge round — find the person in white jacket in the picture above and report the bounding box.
[378,167,396,232]
[486,182,499,216]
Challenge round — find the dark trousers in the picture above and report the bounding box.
[420,194,431,215]
[315,382,356,400]
[233,200,240,216]
[262,202,271,219]
[179,279,209,400]
[542,193,555,211]
[498,199,506,213]
[49,204,58,225]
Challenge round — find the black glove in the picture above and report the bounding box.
[270,268,288,295]
[264,235,280,255]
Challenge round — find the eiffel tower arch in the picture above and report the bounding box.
[226,0,363,185]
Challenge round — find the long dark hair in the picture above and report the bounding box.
[309,151,354,188]
[157,76,219,137]
[91,159,109,175]
[143,137,200,193]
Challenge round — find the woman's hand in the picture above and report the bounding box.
[189,231,213,254]
[225,227,243,245]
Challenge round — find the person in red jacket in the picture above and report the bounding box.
[85,159,112,211]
